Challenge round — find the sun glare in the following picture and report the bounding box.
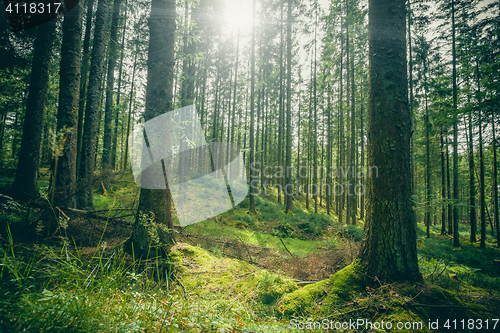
[223,0,254,34]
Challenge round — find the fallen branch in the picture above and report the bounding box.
[27,201,133,226]
[280,238,297,258]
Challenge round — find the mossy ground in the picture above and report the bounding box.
[2,172,500,332]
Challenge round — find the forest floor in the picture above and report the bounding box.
[1,171,500,332]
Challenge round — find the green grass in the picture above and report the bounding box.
[185,218,337,258]
[3,172,500,332]
[0,232,291,332]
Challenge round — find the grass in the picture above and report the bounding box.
[0,231,293,332]
[2,172,500,332]
[185,219,336,258]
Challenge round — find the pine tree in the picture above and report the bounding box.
[126,0,177,258]
[11,20,57,201]
[77,0,109,209]
[54,1,85,208]
[359,0,421,282]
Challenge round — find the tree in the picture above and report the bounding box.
[285,0,293,213]
[249,0,256,213]
[77,0,109,210]
[11,20,56,201]
[359,0,421,282]
[53,2,85,209]
[451,0,460,248]
[126,0,177,258]
[76,0,95,177]
[101,0,123,188]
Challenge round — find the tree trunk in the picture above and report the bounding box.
[127,0,177,258]
[424,58,430,238]
[440,132,446,235]
[452,0,460,248]
[313,8,318,214]
[492,113,499,247]
[77,0,109,210]
[11,20,56,201]
[122,46,138,170]
[111,0,128,170]
[277,0,284,205]
[249,0,256,213]
[285,0,293,213]
[338,30,344,224]
[101,0,122,187]
[468,109,477,242]
[349,7,356,225]
[53,2,84,209]
[360,77,365,220]
[359,0,421,283]
[446,135,452,234]
[76,0,95,178]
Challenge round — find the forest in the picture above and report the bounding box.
[0,0,499,331]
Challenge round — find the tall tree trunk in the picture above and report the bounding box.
[111,0,128,170]
[126,0,176,258]
[11,20,56,201]
[338,30,344,224]
[101,0,122,187]
[446,135,452,234]
[424,59,430,238]
[296,74,302,196]
[440,131,447,235]
[285,0,293,213]
[277,0,284,205]
[359,0,420,283]
[53,2,84,209]
[468,109,477,242]
[231,29,240,146]
[451,0,460,247]
[306,50,313,210]
[76,0,95,178]
[326,80,331,215]
[122,46,138,170]
[77,0,109,209]
[249,0,256,213]
[492,113,499,247]
[408,1,415,200]
[479,109,486,248]
[360,77,365,220]
[313,7,318,214]
[349,8,356,225]
[345,0,351,224]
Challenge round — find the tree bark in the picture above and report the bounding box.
[101,0,122,186]
[452,0,460,248]
[53,2,84,209]
[285,0,293,213]
[249,0,256,213]
[440,131,446,235]
[359,0,421,283]
[468,109,477,242]
[111,0,128,170]
[11,20,56,201]
[76,0,95,178]
[492,113,499,248]
[127,0,177,258]
[77,0,109,210]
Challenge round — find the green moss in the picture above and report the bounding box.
[385,309,431,332]
[255,271,297,304]
[280,279,330,317]
[322,259,365,306]
[280,259,365,318]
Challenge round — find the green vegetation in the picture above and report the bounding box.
[2,186,500,332]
